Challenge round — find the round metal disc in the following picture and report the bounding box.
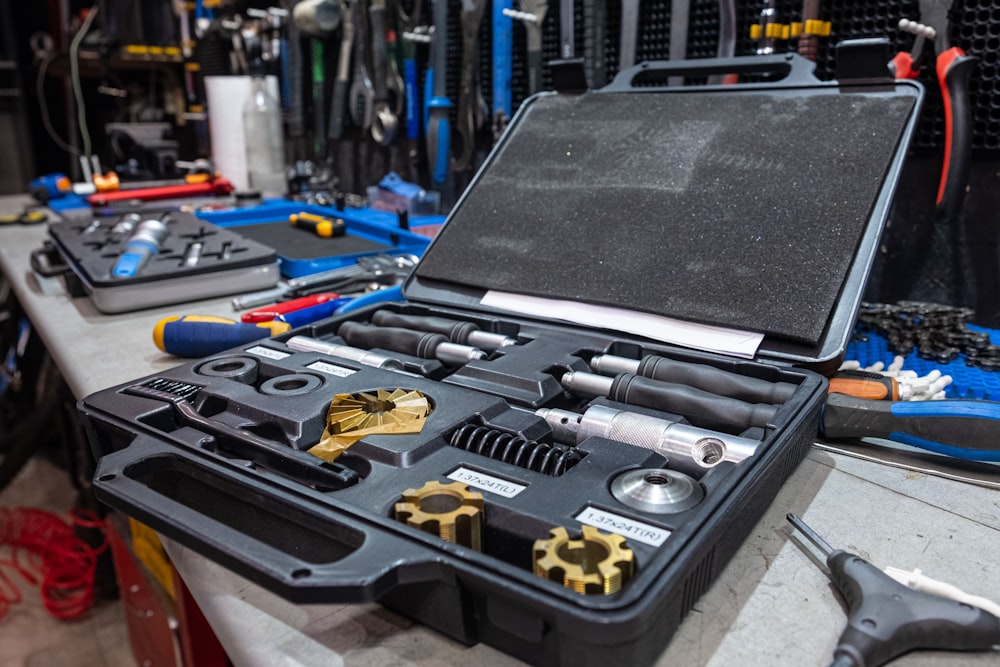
[610,468,704,514]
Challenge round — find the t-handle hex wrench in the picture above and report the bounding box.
[370,310,517,350]
[561,371,779,432]
[590,353,796,404]
[536,404,759,478]
[787,513,1000,667]
[338,320,486,365]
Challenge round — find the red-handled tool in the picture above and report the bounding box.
[241,292,341,323]
[894,1,977,224]
[89,177,235,207]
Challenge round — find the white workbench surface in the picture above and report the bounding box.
[2,194,998,666]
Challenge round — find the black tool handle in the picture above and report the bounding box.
[370,311,478,343]
[828,549,1000,667]
[637,355,796,404]
[935,49,977,224]
[609,373,779,431]
[369,0,389,100]
[338,320,447,358]
[822,393,1000,460]
[329,77,349,140]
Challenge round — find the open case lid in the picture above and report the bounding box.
[404,53,924,371]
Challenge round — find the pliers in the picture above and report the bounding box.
[892,0,977,225]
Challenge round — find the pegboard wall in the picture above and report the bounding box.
[454,0,1000,151]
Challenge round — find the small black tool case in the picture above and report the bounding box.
[79,55,923,666]
[33,210,280,313]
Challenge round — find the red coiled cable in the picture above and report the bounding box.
[0,507,107,621]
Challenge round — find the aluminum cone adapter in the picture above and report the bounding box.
[533,525,635,595]
[610,468,704,514]
[394,480,485,550]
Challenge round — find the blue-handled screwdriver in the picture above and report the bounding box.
[153,315,291,358]
[822,393,1000,461]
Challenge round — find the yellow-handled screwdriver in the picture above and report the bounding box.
[153,315,291,358]
[289,212,346,238]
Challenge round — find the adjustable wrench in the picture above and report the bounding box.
[328,0,354,140]
[369,0,399,144]
[348,0,376,132]
[618,0,640,71]
[453,0,488,171]
[425,0,452,183]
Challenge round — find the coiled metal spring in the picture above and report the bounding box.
[448,424,584,476]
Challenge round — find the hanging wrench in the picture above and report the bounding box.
[384,14,405,119]
[348,0,376,132]
[618,0,640,71]
[369,0,398,144]
[452,0,487,171]
[517,0,547,94]
[397,0,424,181]
[328,0,355,140]
[492,0,513,141]
[425,0,452,183]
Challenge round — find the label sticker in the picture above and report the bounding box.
[247,345,288,360]
[574,506,671,547]
[447,467,527,498]
[306,360,357,377]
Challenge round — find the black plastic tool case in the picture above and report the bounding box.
[36,211,280,313]
[80,55,923,666]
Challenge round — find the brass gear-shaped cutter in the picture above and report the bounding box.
[533,525,635,595]
[394,480,485,551]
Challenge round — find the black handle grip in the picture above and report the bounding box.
[828,550,1000,667]
[527,48,543,95]
[609,373,779,431]
[601,53,821,92]
[29,243,71,278]
[328,78,349,140]
[637,355,797,404]
[369,3,389,100]
[339,320,447,358]
[370,310,478,343]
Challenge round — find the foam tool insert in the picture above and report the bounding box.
[415,88,917,348]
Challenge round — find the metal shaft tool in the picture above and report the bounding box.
[338,320,486,365]
[537,404,759,477]
[786,514,1000,667]
[519,0,548,94]
[348,0,376,132]
[370,310,517,350]
[369,0,399,145]
[453,0,488,171]
[618,0,640,71]
[425,0,452,183]
[561,371,779,432]
[328,0,355,141]
[286,335,406,370]
[590,353,796,404]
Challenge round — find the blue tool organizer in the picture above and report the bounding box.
[197,200,437,278]
[845,324,1000,401]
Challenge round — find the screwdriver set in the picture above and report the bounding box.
[32,211,280,314]
[79,55,924,665]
